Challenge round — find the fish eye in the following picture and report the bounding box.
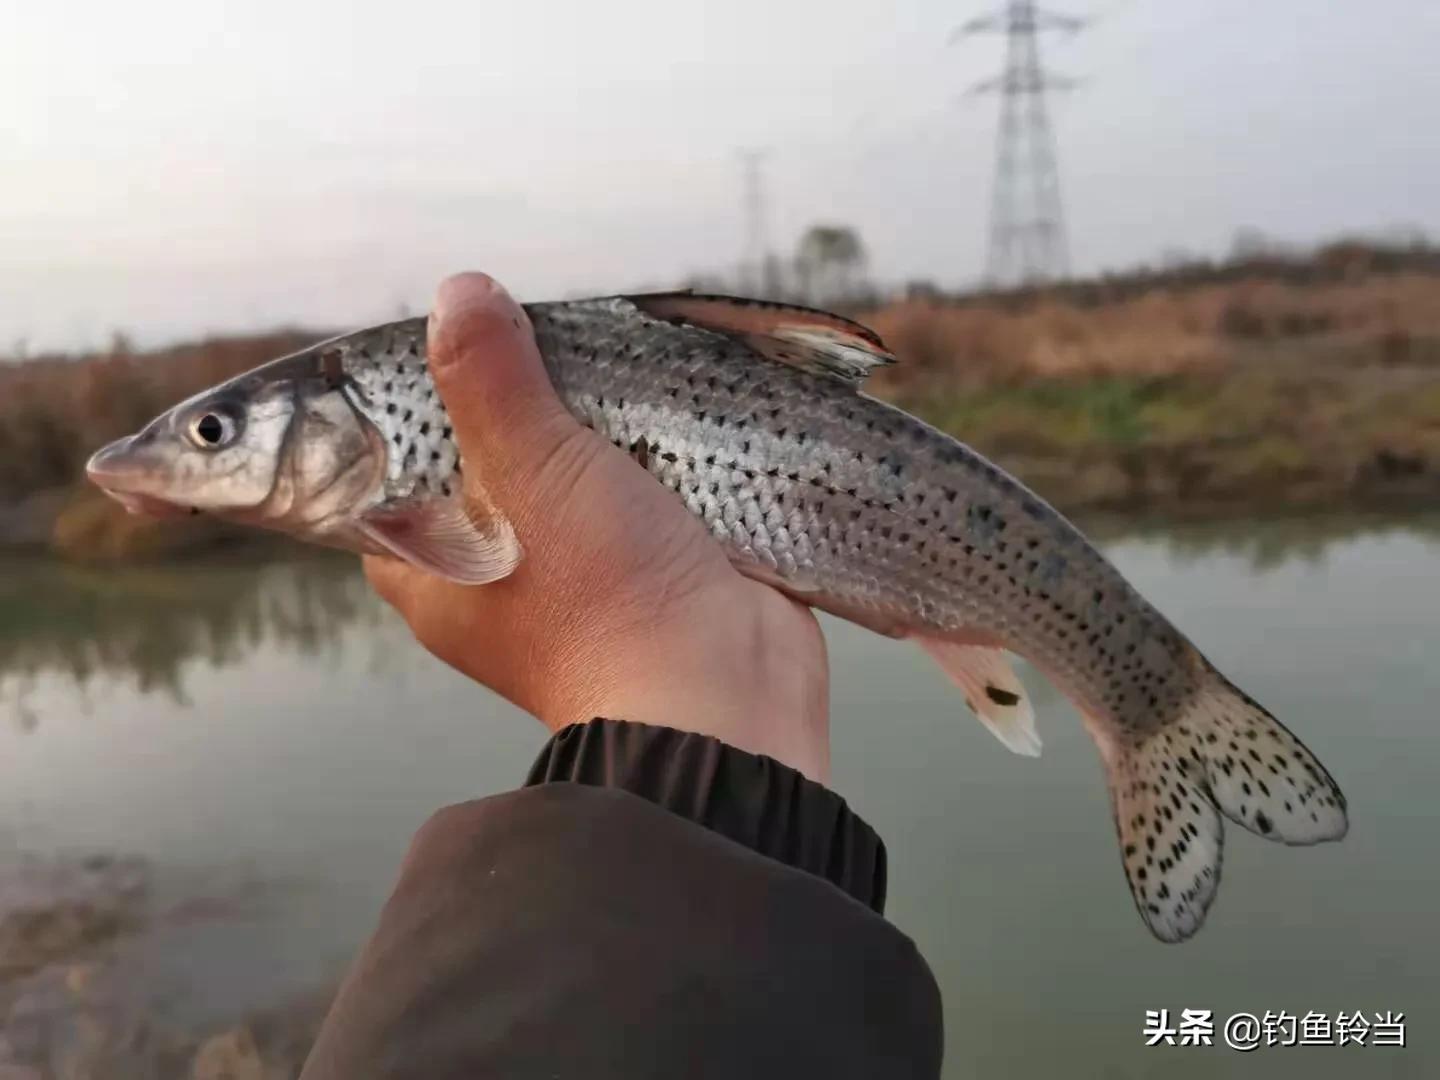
[188,410,238,449]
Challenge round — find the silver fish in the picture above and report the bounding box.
[86,292,1347,941]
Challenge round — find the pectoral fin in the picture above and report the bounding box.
[358,495,521,585]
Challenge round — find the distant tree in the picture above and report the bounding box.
[1229,227,1274,261]
[1158,247,1200,271]
[759,254,788,301]
[108,330,134,358]
[795,224,869,307]
[1378,223,1429,251]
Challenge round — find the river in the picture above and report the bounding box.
[0,518,1435,1078]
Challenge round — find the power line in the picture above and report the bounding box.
[960,2,1086,286]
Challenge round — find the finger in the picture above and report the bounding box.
[427,273,579,481]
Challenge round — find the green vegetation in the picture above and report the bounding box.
[886,359,1439,516]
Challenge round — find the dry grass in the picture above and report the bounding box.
[0,331,316,503]
[851,262,1440,514]
[860,271,1440,388]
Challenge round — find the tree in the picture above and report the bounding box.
[794,225,868,306]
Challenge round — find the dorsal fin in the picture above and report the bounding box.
[626,292,895,386]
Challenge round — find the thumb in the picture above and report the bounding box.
[426,272,581,492]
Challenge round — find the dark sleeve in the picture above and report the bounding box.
[300,718,943,1080]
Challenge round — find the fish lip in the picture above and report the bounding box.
[85,437,140,489]
[85,437,195,519]
[106,491,195,519]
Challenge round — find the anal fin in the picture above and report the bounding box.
[916,639,1041,757]
[358,494,521,586]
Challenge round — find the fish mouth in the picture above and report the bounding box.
[85,438,196,519]
[104,491,196,519]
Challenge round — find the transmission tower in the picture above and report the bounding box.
[737,148,771,294]
[961,2,1085,286]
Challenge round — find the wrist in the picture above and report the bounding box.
[532,588,830,782]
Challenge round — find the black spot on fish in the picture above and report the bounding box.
[1255,811,1273,834]
[984,685,1021,707]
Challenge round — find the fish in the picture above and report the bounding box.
[86,292,1348,941]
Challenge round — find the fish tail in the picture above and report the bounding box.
[1102,657,1348,943]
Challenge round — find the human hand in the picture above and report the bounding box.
[365,274,832,780]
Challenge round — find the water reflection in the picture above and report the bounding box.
[1082,509,1440,571]
[0,551,379,728]
[3,513,1436,727]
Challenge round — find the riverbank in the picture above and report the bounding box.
[3,245,1437,561]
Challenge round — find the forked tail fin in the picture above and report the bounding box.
[1104,664,1348,943]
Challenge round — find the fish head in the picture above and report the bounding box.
[86,347,388,542]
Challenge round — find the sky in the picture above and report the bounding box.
[3,0,1439,352]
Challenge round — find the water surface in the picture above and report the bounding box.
[0,521,1435,1077]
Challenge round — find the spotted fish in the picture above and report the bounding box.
[85,292,1348,941]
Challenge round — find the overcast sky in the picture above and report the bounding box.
[3,0,1438,351]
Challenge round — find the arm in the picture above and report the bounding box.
[302,720,942,1080]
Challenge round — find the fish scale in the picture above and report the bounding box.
[528,298,1173,717]
[87,290,1349,944]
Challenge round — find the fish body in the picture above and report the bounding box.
[86,293,1348,941]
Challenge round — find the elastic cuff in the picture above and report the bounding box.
[525,718,887,913]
